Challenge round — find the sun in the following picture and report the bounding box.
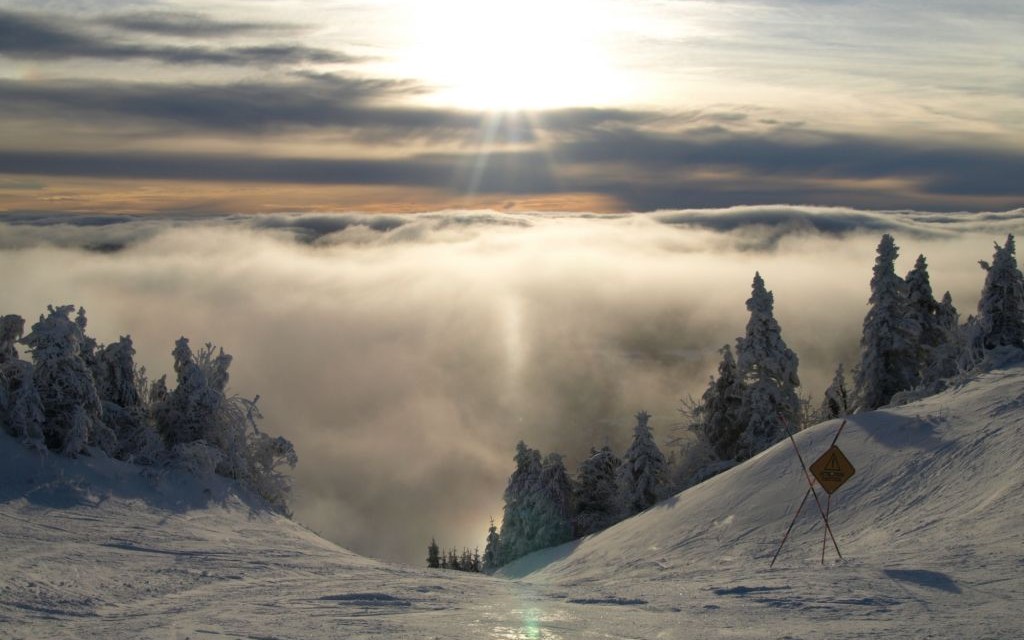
[395,0,625,111]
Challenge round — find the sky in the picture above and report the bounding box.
[0,1,1021,564]
[0,0,1022,214]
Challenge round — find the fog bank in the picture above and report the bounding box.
[0,206,1017,563]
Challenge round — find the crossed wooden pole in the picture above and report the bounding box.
[769,418,849,568]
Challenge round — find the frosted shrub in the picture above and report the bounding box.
[171,441,223,481]
[245,432,298,513]
[155,339,298,512]
[229,395,297,513]
[1,303,298,514]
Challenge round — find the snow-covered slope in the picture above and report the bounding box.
[2,362,1023,639]
[500,361,1024,638]
[0,436,523,639]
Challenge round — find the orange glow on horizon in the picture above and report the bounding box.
[0,176,627,216]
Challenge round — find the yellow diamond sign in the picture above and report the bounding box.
[809,445,855,495]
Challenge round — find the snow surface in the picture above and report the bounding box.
[3,364,1024,638]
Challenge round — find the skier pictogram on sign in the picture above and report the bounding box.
[809,445,855,495]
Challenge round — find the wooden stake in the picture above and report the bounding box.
[770,487,811,568]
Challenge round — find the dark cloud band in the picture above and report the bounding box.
[0,8,353,66]
[99,11,300,37]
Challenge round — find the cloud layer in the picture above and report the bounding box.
[1,207,1017,563]
[2,3,1021,214]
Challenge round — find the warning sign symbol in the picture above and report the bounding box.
[809,445,855,495]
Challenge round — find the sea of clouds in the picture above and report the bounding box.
[1,205,1019,563]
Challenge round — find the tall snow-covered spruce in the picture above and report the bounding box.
[22,305,115,456]
[618,410,667,515]
[854,235,920,410]
[975,234,1024,351]
[817,363,850,421]
[905,255,941,373]
[534,453,575,550]
[694,344,745,461]
[482,519,501,573]
[904,254,965,387]
[497,442,576,566]
[497,441,543,565]
[573,445,622,537]
[735,273,800,460]
[426,539,440,569]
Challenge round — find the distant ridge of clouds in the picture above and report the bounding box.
[3,206,1022,252]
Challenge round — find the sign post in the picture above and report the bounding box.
[769,419,856,567]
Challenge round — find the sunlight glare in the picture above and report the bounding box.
[399,0,625,111]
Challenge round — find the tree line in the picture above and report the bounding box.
[426,539,483,573]
[0,305,297,512]
[428,412,671,574]
[463,233,1024,572]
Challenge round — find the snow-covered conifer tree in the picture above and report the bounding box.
[0,315,44,449]
[154,337,221,447]
[459,549,473,572]
[694,344,745,460]
[618,410,667,515]
[74,307,101,381]
[95,336,141,408]
[936,292,960,337]
[975,234,1024,351]
[573,446,622,536]
[818,363,850,421]
[906,254,953,384]
[91,334,164,464]
[482,519,501,572]
[0,360,45,449]
[471,548,482,573]
[927,291,963,381]
[854,235,920,410]
[496,443,575,563]
[4,305,297,511]
[448,549,460,571]
[0,315,23,363]
[22,305,115,455]
[735,273,801,459]
[533,453,574,549]
[427,539,440,569]
[498,441,543,565]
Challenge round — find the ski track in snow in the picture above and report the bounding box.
[3,365,1024,638]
